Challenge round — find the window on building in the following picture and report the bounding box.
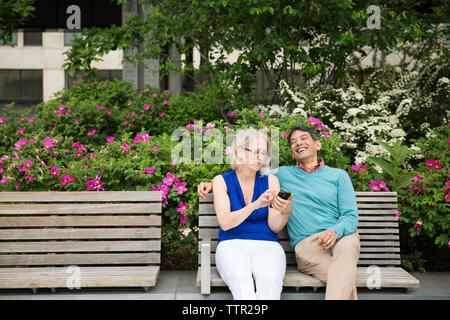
[23,29,43,46]
[0,69,43,106]
[65,70,123,88]
[0,32,18,46]
[64,31,82,46]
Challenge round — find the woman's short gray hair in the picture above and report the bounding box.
[229,128,271,175]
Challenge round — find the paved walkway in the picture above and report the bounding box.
[0,271,449,300]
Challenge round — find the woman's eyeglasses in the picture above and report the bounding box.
[243,148,268,158]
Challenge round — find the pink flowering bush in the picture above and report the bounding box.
[398,124,449,251]
[1,77,447,270]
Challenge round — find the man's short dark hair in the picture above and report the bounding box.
[287,125,319,143]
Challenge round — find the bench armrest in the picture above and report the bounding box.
[200,239,211,295]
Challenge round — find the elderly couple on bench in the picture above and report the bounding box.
[197,125,360,300]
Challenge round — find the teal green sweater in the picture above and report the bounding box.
[270,165,358,249]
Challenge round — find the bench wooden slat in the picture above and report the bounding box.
[0,191,163,203]
[0,203,161,215]
[0,215,161,227]
[197,266,419,288]
[0,266,160,288]
[199,216,400,228]
[0,253,160,266]
[0,240,161,253]
[199,240,400,254]
[0,228,160,240]
[199,203,398,214]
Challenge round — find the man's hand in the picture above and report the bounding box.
[197,181,213,199]
[316,229,338,250]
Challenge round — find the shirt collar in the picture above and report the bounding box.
[296,159,325,174]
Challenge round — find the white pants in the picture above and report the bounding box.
[215,239,286,300]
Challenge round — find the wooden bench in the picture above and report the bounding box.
[197,192,420,295]
[0,191,162,292]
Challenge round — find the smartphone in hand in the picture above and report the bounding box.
[278,191,292,200]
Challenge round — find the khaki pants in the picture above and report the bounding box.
[294,231,360,300]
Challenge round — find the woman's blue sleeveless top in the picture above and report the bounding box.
[217,170,279,244]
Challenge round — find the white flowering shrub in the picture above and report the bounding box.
[279,59,449,165]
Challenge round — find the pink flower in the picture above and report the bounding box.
[227,110,234,117]
[414,221,422,232]
[163,172,176,186]
[393,209,402,218]
[144,104,151,110]
[433,161,442,169]
[25,174,36,183]
[75,150,83,157]
[426,159,436,167]
[368,179,389,191]
[106,136,115,143]
[152,184,169,200]
[447,138,450,147]
[176,202,189,214]
[150,146,158,152]
[133,134,150,144]
[0,177,7,184]
[159,112,164,118]
[177,202,190,224]
[308,117,318,125]
[48,166,59,176]
[17,128,25,135]
[74,118,79,124]
[25,160,33,168]
[96,105,105,110]
[352,164,368,173]
[259,111,264,117]
[206,123,215,129]
[0,118,8,124]
[173,181,188,195]
[72,142,81,149]
[180,213,190,225]
[425,158,441,169]
[152,93,157,98]
[320,131,331,138]
[170,158,178,167]
[87,128,96,136]
[86,175,104,191]
[120,143,131,154]
[44,137,56,149]
[412,175,423,184]
[316,123,326,131]
[163,100,169,105]
[18,164,26,173]
[60,175,74,187]
[186,124,195,130]
[144,167,155,174]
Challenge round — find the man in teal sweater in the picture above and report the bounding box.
[198,125,360,300]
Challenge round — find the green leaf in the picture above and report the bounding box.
[393,172,418,192]
[367,156,395,177]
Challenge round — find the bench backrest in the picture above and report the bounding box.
[199,192,400,267]
[0,191,162,268]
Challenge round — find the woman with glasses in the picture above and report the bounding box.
[212,128,293,300]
